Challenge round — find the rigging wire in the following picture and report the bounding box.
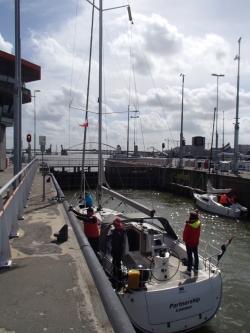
[127,15,155,208]
[80,0,95,197]
[69,0,79,106]
[68,0,80,190]
[69,20,99,106]
[132,23,176,147]
[68,0,98,199]
[102,27,109,147]
[100,6,155,212]
[68,3,170,211]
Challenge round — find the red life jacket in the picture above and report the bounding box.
[220,195,228,204]
[230,196,236,204]
[83,214,99,238]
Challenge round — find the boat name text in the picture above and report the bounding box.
[169,297,200,312]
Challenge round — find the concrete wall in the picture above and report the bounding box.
[159,168,250,215]
[51,165,250,217]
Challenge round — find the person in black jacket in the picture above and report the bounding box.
[111,218,125,282]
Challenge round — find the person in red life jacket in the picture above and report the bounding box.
[111,218,126,283]
[219,193,230,206]
[68,206,100,254]
[182,211,201,276]
[230,194,237,204]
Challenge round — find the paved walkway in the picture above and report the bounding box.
[0,165,113,333]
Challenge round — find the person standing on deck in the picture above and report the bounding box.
[182,210,201,276]
[68,206,100,254]
[111,218,126,282]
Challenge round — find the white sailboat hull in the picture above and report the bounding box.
[119,273,222,333]
[98,214,223,333]
[193,192,248,217]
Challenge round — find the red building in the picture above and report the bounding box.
[0,50,41,169]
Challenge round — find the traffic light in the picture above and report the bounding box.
[162,143,165,149]
[182,139,185,146]
[27,134,32,142]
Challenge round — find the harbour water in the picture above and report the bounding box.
[64,188,250,333]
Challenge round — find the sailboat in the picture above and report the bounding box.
[193,179,248,218]
[79,2,225,332]
[193,109,248,218]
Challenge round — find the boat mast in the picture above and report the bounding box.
[97,0,104,210]
[208,107,216,177]
[179,73,185,168]
[233,37,242,174]
[96,1,133,209]
[80,0,95,198]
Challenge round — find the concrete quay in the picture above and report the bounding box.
[0,165,113,333]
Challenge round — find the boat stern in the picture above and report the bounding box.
[119,271,222,333]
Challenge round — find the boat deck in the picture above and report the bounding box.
[121,252,211,292]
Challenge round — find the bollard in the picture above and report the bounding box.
[54,224,68,242]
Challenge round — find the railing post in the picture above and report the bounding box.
[0,160,39,267]
[0,216,12,267]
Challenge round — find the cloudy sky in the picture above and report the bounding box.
[1,0,250,153]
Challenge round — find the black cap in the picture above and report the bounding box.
[189,211,198,220]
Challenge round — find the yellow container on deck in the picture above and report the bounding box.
[127,269,140,289]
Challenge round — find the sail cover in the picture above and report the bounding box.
[206,179,231,194]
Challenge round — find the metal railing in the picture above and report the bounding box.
[173,225,220,272]
[0,159,39,267]
[41,157,99,167]
[102,256,152,290]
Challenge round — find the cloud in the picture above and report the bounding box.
[0,33,13,53]
[3,1,250,150]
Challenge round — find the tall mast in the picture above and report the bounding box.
[96,1,133,209]
[208,108,216,177]
[80,0,95,197]
[233,37,242,173]
[97,0,103,209]
[179,73,185,168]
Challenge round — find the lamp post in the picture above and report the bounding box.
[211,73,225,167]
[180,73,185,168]
[233,37,242,174]
[131,112,139,156]
[34,90,41,157]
